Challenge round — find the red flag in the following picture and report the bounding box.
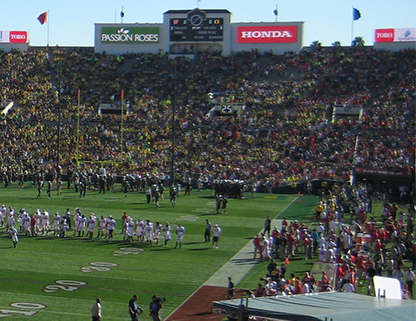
[37,12,48,25]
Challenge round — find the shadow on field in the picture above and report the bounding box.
[230,258,258,265]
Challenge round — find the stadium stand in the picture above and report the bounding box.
[0,47,414,202]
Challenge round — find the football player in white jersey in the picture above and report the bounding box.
[0,204,6,227]
[53,212,61,236]
[41,210,50,235]
[163,222,171,246]
[7,207,15,229]
[87,213,96,239]
[145,220,154,245]
[97,215,107,238]
[174,224,185,249]
[107,215,116,241]
[9,226,19,247]
[127,217,135,243]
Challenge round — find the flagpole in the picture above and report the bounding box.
[120,90,124,160]
[47,10,50,47]
[76,89,81,166]
[275,4,278,22]
[351,6,354,44]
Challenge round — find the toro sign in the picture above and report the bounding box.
[0,31,28,43]
[237,25,297,43]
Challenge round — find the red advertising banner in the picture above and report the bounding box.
[237,25,297,44]
[10,31,28,43]
[375,29,394,43]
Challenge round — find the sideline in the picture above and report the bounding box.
[164,196,299,320]
[204,196,299,287]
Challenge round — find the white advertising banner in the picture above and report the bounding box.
[0,31,28,43]
[375,28,416,43]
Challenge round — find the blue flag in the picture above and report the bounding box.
[353,8,361,21]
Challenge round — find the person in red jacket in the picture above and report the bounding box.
[293,277,302,294]
[253,234,261,259]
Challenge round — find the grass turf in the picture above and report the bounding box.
[0,184,412,321]
[0,184,302,320]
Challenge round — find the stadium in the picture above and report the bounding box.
[0,7,415,321]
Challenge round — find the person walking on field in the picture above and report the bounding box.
[91,298,102,321]
[129,294,141,321]
[174,224,185,249]
[227,277,235,299]
[204,219,212,242]
[9,226,18,247]
[212,224,221,249]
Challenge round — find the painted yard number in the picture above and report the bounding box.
[112,247,144,256]
[81,262,118,273]
[0,302,46,318]
[43,280,87,293]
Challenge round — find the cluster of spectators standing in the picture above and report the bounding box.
[0,47,414,197]
[250,182,415,299]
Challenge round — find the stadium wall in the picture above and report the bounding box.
[0,43,28,52]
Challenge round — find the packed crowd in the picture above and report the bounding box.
[250,182,415,299]
[0,47,414,193]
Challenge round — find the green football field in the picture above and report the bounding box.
[0,184,411,320]
[0,184,314,320]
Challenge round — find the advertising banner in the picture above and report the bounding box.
[375,28,416,43]
[101,27,159,43]
[0,31,28,43]
[237,25,297,44]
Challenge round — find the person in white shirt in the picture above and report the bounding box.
[175,224,185,249]
[163,222,171,245]
[98,215,107,239]
[9,226,18,247]
[107,216,116,241]
[135,219,144,242]
[341,279,355,292]
[53,212,61,235]
[212,224,222,249]
[127,217,135,243]
[154,222,162,244]
[41,210,50,235]
[145,220,154,245]
[87,214,96,239]
[317,222,325,236]
[405,268,415,298]
[0,204,6,227]
[91,298,102,321]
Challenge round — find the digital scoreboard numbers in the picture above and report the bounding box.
[170,16,223,42]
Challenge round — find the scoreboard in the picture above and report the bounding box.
[169,15,223,42]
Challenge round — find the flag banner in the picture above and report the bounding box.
[37,12,48,25]
[273,9,278,16]
[120,11,124,18]
[353,8,361,21]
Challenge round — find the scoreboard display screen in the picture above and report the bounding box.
[170,16,223,42]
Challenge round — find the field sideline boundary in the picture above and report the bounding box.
[164,195,299,320]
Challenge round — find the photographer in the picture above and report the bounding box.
[149,295,164,321]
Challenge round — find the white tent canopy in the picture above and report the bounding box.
[212,292,416,321]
